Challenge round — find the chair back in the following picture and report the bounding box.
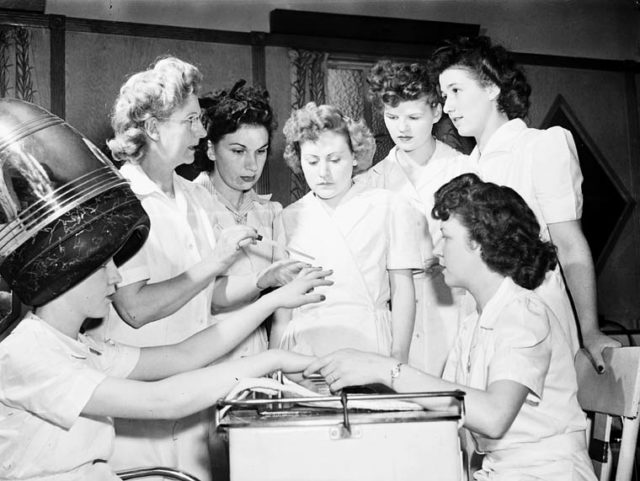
[576,347,640,481]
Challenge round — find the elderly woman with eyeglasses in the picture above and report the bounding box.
[93,56,304,481]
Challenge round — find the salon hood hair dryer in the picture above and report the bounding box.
[0,98,150,340]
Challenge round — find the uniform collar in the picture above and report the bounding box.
[120,162,193,199]
[478,277,522,329]
[470,118,528,161]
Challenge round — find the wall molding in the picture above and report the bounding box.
[1,8,638,73]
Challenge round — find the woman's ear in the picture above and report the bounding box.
[431,103,443,125]
[487,83,501,102]
[468,237,482,253]
[144,117,160,141]
[206,140,215,161]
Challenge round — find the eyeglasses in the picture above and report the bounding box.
[162,113,204,130]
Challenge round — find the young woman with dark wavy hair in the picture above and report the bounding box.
[431,35,617,370]
[306,173,596,481]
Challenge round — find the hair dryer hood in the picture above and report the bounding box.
[0,98,149,310]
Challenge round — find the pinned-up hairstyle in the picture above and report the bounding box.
[108,56,202,163]
[200,79,276,144]
[194,80,277,172]
[431,35,531,120]
[432,173,557,290]
[282,102,376,175]
[367,60,440,109]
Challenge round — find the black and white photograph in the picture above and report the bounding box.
[0,1,639,479]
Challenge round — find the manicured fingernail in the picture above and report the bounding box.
[597,365,604,374]
[320,295,326,301]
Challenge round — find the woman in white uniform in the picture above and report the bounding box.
[357,60,470,375]
[272,102,423,363]
[307,173,597,481]
[100,57,306,480]
[431,35,618,367]
[194,80,292,361]
[0,251,329,481]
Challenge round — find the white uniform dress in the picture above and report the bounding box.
[0,312,140,481]
[469,119,583,353]
[95,163,217,481]
[275,183,423,356]
[443,278,596,481]
[356,141,470,374]
[194,172,281,360]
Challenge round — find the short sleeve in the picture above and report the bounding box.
[531,127,584,224]
[386,193,428,270]
[487,295,552,399]
[0,339,105,429]
[82,335,141,379]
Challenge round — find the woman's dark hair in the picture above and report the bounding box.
[431,36,531,120]
[432,173,557,290]
[194,80,276,172]
[367,60,439,109]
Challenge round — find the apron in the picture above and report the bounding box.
[279,191,392,357]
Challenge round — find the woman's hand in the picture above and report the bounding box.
[212,225,258,270]
[271,349,318,374]
[256,259,310,290]
[269,267,333,309]
[582,329,621,373]
[304,349,396,392]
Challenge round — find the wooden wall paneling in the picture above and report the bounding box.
[525,64,639,324]
[623,71,640,328]
[251,31,270,194]
[541,95,634,273]
[64,31,253,149]
[48,14,64,118]
[64,16,251,46]
[264,45,291,206]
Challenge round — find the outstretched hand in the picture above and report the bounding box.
[272,349,318,375]
[270,267,333,309]
[256,259,310,290]
[304,349,395,392]
[582,329,621,373]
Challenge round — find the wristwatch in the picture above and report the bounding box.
[390,362,404,390]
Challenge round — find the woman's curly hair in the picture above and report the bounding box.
[367,60,440,109]
[107,56,202,163]
[431,36,531,120]
[282,102,376,175]
[195,79,276,171]
[432,173,557,290]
